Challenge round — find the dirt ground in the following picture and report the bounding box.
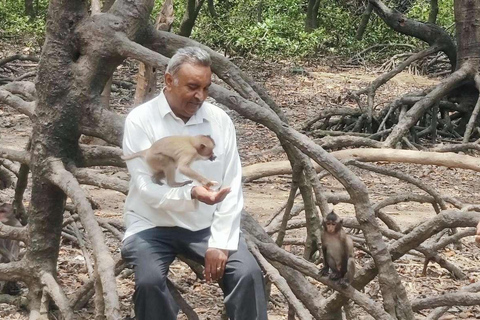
[1,47,480,319]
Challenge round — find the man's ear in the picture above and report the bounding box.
[165,73,174,90]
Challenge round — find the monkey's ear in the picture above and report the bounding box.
[335,219,343,232]
[200,143,206,149]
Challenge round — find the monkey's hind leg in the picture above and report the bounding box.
[338,258,355,288]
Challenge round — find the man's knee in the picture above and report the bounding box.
[230,258,264,286]
[136,271,168,293]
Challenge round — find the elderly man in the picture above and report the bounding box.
[121,47,267,320]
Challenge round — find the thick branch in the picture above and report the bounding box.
[0,90,36,118]
[0,222,28,242]
[0,147,30,165]
[0,54,39,66]
[71,167,128,194]
[0,260,26,282]
[413,292,480,311]
[369,0,456,68]
[242,148,480,182]
[41,272,74,320]
[247,238,313,320]
[79,145,125,167]
[1,81,36,101]
[46,159,120,319]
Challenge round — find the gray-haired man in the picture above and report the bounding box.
[121,47,268,319]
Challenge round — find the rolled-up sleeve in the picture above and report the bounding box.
[208,120,243,251]
[123,117,198,213]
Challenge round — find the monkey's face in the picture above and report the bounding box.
[0,204,13,223]
[198,137,216,161]
[325,221,337,234]
[165,63,212,122]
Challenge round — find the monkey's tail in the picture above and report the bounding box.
[121,150,146,161]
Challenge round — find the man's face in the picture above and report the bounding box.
[164,63,212,122]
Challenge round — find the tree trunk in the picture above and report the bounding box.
[428,0,439,24]
[133,0,174,106]
[178,0,206,37]
[25,0,35,18]
[455,0,480,66]
[305,0,321,32]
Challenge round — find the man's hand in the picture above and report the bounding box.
[476,220,480,244]
[204,248,228,282]
[191,186,231,205]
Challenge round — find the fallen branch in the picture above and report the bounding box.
[0,55,39,67]
[242,148,480,182]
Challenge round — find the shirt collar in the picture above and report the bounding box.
[158,90,208,125]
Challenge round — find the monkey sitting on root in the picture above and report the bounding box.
[320,211,355,288]
[122,135,218,188]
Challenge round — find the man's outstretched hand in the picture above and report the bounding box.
[191,186,231,205]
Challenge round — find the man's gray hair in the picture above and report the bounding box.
[166,47,211,77]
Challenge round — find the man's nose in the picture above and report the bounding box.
[194,89,207,101]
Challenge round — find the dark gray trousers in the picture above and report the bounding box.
[121,227,268,320]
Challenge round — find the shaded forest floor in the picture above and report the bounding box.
[1,41,480,319]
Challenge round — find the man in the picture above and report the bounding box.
[121,46,268,320]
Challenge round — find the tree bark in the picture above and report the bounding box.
[133,0,173,106]
[178,0,206,37]
[305,0,321,32]
[25,0,35,18]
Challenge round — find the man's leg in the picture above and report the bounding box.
[121,228,178,320]
[183,230,268,320]
[221,237,268,320]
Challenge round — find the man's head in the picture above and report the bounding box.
[164,47,212,122]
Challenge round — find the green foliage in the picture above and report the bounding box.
[1,0,456,60]
[408,0,455,31]
[0,0,48,39]
[187,0,455,58]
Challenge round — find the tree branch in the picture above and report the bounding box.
[0,90,36,118]
[46,158,120,319]
[246,237,313,320]
[40,272,74,320]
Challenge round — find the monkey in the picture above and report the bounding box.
[320,211,355,288]
[122,135,218,188]
[0,203,22,295]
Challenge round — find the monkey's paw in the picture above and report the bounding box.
[320,267,329,277]
[204,181,218,189]
[338,278,350,288]
[329,273,341,280]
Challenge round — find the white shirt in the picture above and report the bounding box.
[122,91,244,251]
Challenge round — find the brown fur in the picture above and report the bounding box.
[122,135,217,188]
[320,211,355,287]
